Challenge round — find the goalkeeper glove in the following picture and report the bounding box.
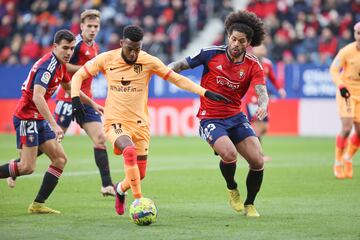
[339,86,350,99]
[72,96,86,127]
[204,90,231,103]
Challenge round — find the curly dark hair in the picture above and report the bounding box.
[224,10,265,47]
[123,25,144,42]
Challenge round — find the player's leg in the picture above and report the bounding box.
[213,136,244,212]
[105,123,143,215]
[235,136,264,217]
[343,121,360,178]
[0,118,39,179]
[0,147,37,178]
[253,119,271,162]
[83,120,114,196]
[231,114,263,217]
[6,149,43,188]
[342,100,360,178]
[200,118,243,212]
[28,121,67,214]
[334,118,353,179]
[115,135,142,198]
[133,128,150,182]
[334,94,353,178]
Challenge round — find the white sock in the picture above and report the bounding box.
[116,182,125,195]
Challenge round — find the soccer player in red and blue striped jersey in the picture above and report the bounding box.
[243,44,287,161]
[0,29,101,214]
[55,9,115,196]
[169,10,268,217]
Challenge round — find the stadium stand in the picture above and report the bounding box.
[246,0,360,65]
[0,0,232,65]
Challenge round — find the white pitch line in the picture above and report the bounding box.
[4,161,336,179]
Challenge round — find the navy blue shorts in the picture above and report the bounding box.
[246,103,269,123]
[199,112,256,145]
[54,100,102,128]
[13,116,56,149]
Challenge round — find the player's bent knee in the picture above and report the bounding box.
[96,133,107,147]
[54,154,68,168]
[249,157,264,170]
[20,165,35,175]
[221,150,237,162]
[123,146,137,166]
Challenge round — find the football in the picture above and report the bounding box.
[129,198,158,226]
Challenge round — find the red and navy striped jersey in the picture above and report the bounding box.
[186,45,265,119]
[14,52,70,120]
[56,34,99,101]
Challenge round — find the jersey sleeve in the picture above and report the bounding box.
[330,49,345,87]
[71,53,106,97]
[266,63,281,89]
[83,52,106,76]
[34,68,53,89]
[151,55,206,96]
[185,48,207,68]
[251,62,266,86]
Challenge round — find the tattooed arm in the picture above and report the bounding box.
[168,59,190,73]
[255,84,269,120]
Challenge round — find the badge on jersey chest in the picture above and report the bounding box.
[239,69,245,78]
[133,63,142,74]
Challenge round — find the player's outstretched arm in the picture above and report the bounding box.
[166,70,230,103]
[255,84,269,120]
[168,59,190,73]
[61,82,104,115]
[329,53,350,99]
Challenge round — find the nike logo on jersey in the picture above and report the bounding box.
[216,65,223,70]
[109,67,120,71]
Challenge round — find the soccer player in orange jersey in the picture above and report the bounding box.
[70,25,230,215]
[330,22,360,179]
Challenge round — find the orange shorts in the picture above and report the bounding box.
[336,92,360,122]
[104,121,150,156]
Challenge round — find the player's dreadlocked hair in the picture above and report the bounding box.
[224,10,265,47]
[123,25,144,42]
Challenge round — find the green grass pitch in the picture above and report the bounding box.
[0,134,359,240]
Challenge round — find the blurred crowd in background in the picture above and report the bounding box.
[0,0,359,66]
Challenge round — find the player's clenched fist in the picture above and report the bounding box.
[72,96,86,127]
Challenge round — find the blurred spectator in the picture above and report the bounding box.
[317,27,338,65]
[106,32,120,50]
[0,0,223,65]
[20,33,40,64]
[0,0,359,66]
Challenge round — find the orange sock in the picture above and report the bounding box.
[123,146,142,199]
[335,135,347,162]
[137,160,147,180]
[120,179,130,193]
[345,134,360,160]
